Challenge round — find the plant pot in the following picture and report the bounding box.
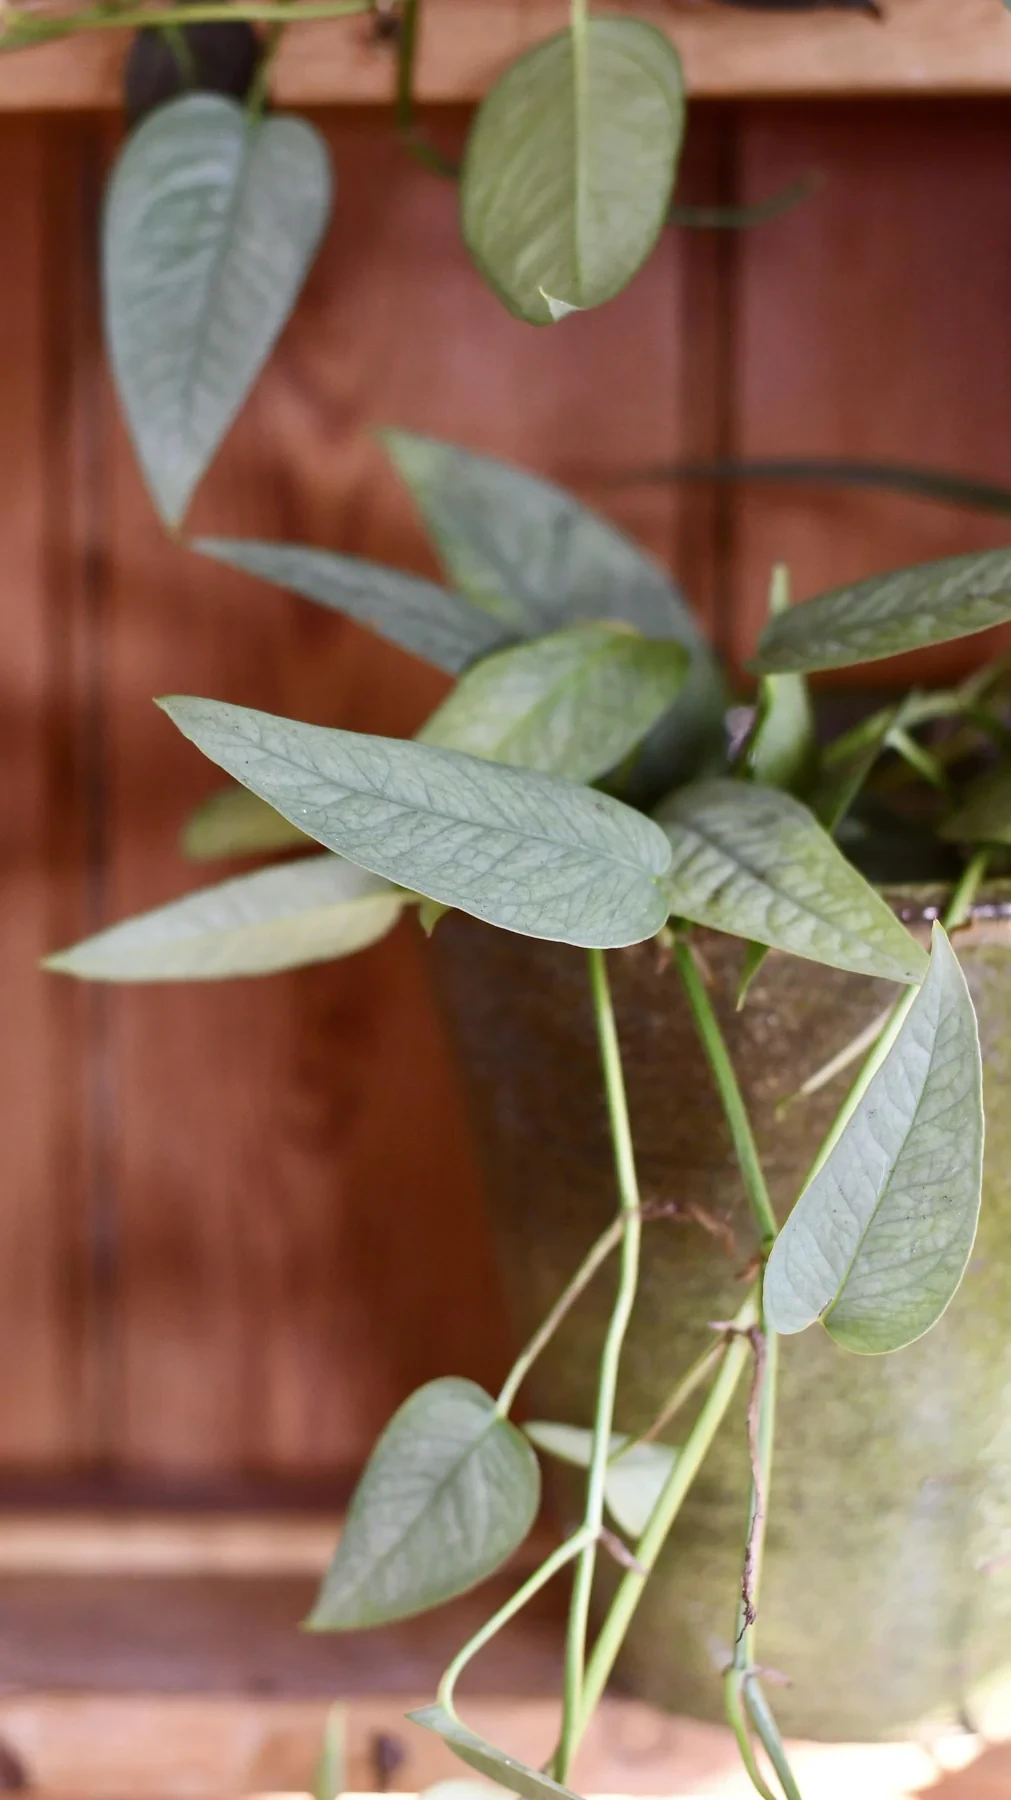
[431,898,1011,1743]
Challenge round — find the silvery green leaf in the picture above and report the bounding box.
[744,566,816,793]
[103,94,332,527]
[418,623,688,782]
[382,430,728,789]
[408,1706,579,1800]
[656,779,927,984]
[460,20,684,324]
[158,698,672,948]
[182,782,313,861]
[765,925,984,1354]
[43,856,401,981]
[308,1379,539,1629]
[941,764,1011,844]
[752,548,1011,675]
[194,538,509,675]
[524,1421,675,1539]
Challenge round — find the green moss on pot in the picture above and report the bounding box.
[433,893,1011,1742]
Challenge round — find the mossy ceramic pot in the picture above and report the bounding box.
[433,892,1011,1742]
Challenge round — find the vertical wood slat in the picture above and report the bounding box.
[730,100,1011,682]
[0,120,105,1466]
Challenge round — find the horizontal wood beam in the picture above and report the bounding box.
[0,1692,986,1797]
[1,0,1010,111]
[0,1508,554,1574]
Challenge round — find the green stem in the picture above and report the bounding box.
[745,1677,805,1800]
[725,1675,780,1800]
[437,1528,593,1718]
[496,1215,624,1419]
[573,1292,758,1747]
[391,0,457,177]
[160,20,196,82]
[674,937,778,1252]
[554,948,643,1785]
[2,0,372,46]
[616,1332,726,1456]
[246,19,286,117]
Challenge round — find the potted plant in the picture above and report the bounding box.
[46,434,1011,1800]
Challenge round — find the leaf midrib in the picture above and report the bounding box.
[668,797,906,963]
[330,1407,511,1613]
[217,730,664,881]
[822,991,954,1328]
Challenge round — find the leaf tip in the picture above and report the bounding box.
[539,289,581,324]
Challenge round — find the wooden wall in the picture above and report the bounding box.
[2,98,1010,1491]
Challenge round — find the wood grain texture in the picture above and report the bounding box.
[728,101,1011,683]
[3,0,1011,110]
[0,120,107,1466]
[99,109,702,1477]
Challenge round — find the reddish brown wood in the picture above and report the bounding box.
[730,100,1011,685]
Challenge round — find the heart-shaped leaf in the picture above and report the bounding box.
[765,925,984,1354]
[408,1706,579,1800]
[460,19,684,324]
[382,430,728,790]
[418,623,688,782]
[656,779,927,984]
[752,548,1011,676]
[524,1421,675,1540]
[941,764,1011,844]
[308,1379,539,1629]
[158,698,673,948]
[195,539,510,676]
[43,855,402,981]
[743,566,816,794]
[182,782,313,861]
[104,94,332,527]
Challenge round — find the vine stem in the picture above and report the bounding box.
[553,947,643,1784]
[1,0,372,47]
[496,1215,624,1419]
[673,937,778,1251]
[437,1527,594,1719]
[571,1290,758,1750]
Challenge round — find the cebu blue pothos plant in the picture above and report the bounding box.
[46,433,1011,1800]
[0,0,872,530]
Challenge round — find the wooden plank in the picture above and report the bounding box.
[728,100,1011,683]
[0,1691,994,1798]
[2,0,1011,109]
[0,1508,554,1573]
[0,119,102,1465]
[97,107,707,1478]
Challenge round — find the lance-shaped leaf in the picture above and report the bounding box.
[524,1421,676,1539]
[408,1707,579,1800]
[765,925,984,1354]
[418,623,688,782]
[461,20,684,325]
[752,548,1011,676]
[382,430,728,788]
[43,856,402,981]
[104,95,332,528]
[308,1379,539,1629]
[182,782,313,861]
[941,764,1011,845]
[656,779,927,984]
[158,698,672,948]
[194,539,510,676]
